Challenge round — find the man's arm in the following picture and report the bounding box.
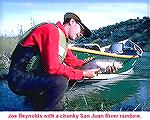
[64,49,85,68]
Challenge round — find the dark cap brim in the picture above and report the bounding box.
[78,21,91,38]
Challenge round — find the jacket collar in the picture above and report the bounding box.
[56,21,67,37]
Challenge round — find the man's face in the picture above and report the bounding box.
[68,19,83,40]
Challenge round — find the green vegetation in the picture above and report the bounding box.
[74,16,150,51]
[63,78,140,111]
[63,92,116,111]
[0,36,19,79]
[0,36,19,55]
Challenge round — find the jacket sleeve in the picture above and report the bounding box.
[64,49,85,67]
[40,24,84,80]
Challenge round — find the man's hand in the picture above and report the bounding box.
[105,66,117,74]
[83,68,101,78]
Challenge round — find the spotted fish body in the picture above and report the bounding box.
[81,59,123,73]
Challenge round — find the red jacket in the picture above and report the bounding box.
[22,21,85,80]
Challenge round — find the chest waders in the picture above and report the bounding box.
[18,23,67,72]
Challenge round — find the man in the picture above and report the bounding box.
[6,12,101,111]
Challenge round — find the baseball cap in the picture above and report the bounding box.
[64,12,91,38]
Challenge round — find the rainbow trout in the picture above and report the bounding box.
[81,58,123,73]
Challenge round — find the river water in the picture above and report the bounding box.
[111,52,150,111]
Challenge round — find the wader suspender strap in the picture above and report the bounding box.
[57,27,67,63]
[19,22,48,44]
